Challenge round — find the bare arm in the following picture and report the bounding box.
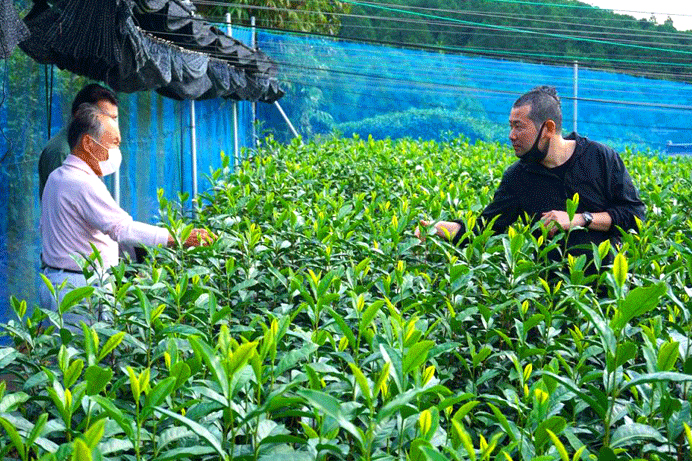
[541,210,612,236]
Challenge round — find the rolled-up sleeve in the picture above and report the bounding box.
[604,152,646,233]
[480,169,522,234]
[452,167,521,245]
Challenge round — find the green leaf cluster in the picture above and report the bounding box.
[2,135,692,460]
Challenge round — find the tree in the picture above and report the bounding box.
[193,0,351,36]
[337,0,692,84]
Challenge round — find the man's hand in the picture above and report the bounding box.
[184,228,215,247]
[167,228,216,248]
[415,220,462,242]
[541,210,585,237]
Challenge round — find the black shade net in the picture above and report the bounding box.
[0,0,30,59]
[19,0,283,102]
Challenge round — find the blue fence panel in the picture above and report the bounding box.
[119,92,183,223]
[0,53,56,332]
[256,29,692,152]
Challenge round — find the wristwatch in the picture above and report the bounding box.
[582,212,593,228]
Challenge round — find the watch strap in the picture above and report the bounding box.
[582,212,593,227]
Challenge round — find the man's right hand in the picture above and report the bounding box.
[415,220,462,242]
[184,229,214,247]
[167,228,215,248]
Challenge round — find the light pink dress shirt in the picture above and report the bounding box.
[41,154,169,271]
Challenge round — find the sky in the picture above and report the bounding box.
[587,0,692,31]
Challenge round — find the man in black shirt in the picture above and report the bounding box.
[417,86,646,267]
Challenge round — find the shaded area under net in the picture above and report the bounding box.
[20,0,283,102]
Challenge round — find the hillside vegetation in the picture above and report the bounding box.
[338,0,692,82]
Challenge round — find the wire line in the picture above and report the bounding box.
[339,0,692,56]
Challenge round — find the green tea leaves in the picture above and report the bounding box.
[611,282,667,332]
[612,252,628,289]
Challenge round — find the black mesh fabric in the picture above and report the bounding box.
[19,0,283,101]
[0,0,30,58]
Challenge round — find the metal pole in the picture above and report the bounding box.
[190,100,197,200]
[251,15,256,48]
[233,101,240,163]
[573,60,578,134]
[251,16,258,147]
[113,84,120,205]
[225,12,240,164]
[274,101,301,141]
[114,169,120,206]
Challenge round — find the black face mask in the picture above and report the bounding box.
[519,122,548,164]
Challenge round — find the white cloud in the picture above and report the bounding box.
[587,0,692,31]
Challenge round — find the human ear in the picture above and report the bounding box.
[544,119,557,136]
[80,134,92,152]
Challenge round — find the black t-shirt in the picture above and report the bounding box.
[547,157,571,183]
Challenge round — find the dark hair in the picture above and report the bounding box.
[513,85,562,132]
[70,83,118,116]
[67,103,105,150]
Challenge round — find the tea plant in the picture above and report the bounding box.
[2,135,692,460]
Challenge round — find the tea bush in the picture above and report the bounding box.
[332,108,501,143]
[2,135,692,461]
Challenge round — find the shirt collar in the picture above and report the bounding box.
[63,153,97,177]
[565,132,587,157]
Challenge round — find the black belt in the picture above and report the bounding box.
[42,264,83,275]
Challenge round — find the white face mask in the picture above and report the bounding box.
[89,137,122,176]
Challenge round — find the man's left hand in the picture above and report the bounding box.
[541,210,584,237]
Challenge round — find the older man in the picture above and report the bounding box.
[40,103,211,326]
[39,83,119,200]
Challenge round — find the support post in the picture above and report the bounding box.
[226,12,240,164]
[573,60,578,134]
[190,100,198,202]
[251,16,258,147]
[233,101,240,163]
[114,169,120,206]
[274,101,301,142]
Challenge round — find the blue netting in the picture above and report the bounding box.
[255,29,692,152]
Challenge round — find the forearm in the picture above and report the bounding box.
[576,211,612,232]
[110,219,170,247]
[588,212,612,232]
[544,210,614,237]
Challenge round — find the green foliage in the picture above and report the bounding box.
[2,135,692,460]
[338,0,692,81]
[333,107,501,143]
[194,0,351,35]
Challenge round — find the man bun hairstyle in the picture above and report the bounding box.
[70,83,118,116]
[513,85,562,132]
[68,103,105,151]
